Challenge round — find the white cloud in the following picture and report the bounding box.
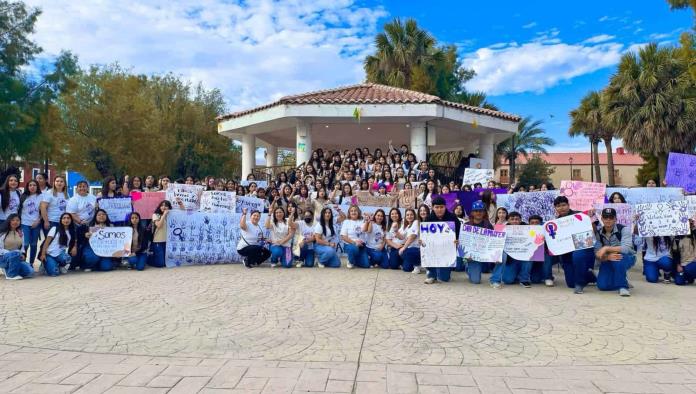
[24,0,387,112]
[522,22,537,29]
[582,34,615,44]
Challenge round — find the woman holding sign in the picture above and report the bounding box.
[340,205,370,269]
[82,209,117,272]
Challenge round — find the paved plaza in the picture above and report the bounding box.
[1,264,696,393]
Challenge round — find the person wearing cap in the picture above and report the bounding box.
[459,200,494,284]
[490,211,533,289]
[423,196,460,284]
[553,196,597,294]
[594,207,634,296]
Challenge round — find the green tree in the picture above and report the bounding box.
[635,153,659,186]
[517,154,555,187]
[495,116,554,184]
[604,43,696,181]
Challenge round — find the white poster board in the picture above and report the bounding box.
[543,213,594,256]
[89,227,132,258]
[235,196,266,213]
[606,187,684,205]
[459,224,507,263]
[200,191,236,213]
[419,221,457,268]
[635,201,690,237]
[166,183,205,211]
[503,225,545,262]
[462,168,494,186]
[98,196,133,223]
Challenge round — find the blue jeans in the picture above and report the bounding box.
[597,254,634,291]
[82,245,114,271]
[298,245,315,267]
[367,247,388,268]
[400,247,421,272]
[314,244,341,267]
[21,224,41,264]
[674,261,696,286]
[344,243,370,268]
[270,245,292,268]
[560,249,597,288]
[530,254,555,283]
[150,242,166,267]
[44,251,71,277]
[644,256,672,283]
[466,260,483,284]
[387,248,403,270]
[426,267,452,282]
[128,252,148,271]
[490,262,505,284]
[454,257,466,272]
[503,257,532,284]
[1,251,34,278]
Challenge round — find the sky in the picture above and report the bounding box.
[23,0,693,154]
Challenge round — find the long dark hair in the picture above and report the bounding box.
[0,174,19,211]
[101,176,120,198]
[0,213,20,238]
[373,209,387,232]
[19,180,41,217]
[129,176,144,192]
[56,212,76,249]
[272,207,286,226]
[89,208,112,227]
[319,207,335,237]
[154,200,173,215]
[129,212,146,249]
[387,208,402,229]
[652,236,672,252]
[609,192,626,203]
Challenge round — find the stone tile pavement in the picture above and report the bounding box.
[1,264,696,393]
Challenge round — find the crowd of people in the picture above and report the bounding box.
[1,141,695,298]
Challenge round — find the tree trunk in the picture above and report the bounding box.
[510,158,516,186]
[604,138,615,186]
[657,153,668,185]
[592,139,602,183]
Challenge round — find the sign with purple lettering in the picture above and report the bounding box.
[419,221,457,268]
[89,227,132,257]
[635,201,690,237]
[543,213,594,256]
[665,152,696,193]
[459,225,507,263]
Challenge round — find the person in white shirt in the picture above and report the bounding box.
[65,180,97,270]
[293,210,316,268]
[0,175,21,224]
[265,206,295,268]
[237,208,271,268]
[39,212,77,276]
[385,208,405,270]
[340,205,370,269]
[363,209,388,268]
[313,207,344,268]
[398,208,421,274]
[643,236,674,283]
[40,176,69,236]
[19,180,42,265]
[0,214,34,279]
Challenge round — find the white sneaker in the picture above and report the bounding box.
[6,275,23,280]
[619,288,631,297]
[412,266,421,274]
[65,263,70,271]
[544,279,554,287]
[83,268,92,272]
[491,282,502,289]
[346,263,354,269]
[424,277,436,284]
[59,266,68,274]
[295,262,303,268]
[270,263,277,268]
[318,263,325,268]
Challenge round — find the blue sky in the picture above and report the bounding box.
[24,0,692,153]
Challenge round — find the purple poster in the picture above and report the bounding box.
[665,152,696,193]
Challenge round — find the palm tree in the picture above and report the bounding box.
[604,43,696,180]
[496,116,555,184]
[569,91,604,183]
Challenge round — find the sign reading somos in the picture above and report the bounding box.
[89,227,132,257]
[419,221,457,268]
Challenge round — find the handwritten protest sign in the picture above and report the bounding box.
[605,187,684,205]
[397,189,418,209]
[635,201,690,237]
[459,225,507,263]
[507,191,560,222]
[240,180,268,189]
[560,180,606,211]
[665,152,696,193]
[200,191,236,213]
[469,158,486,169]
[419,222,457,268]
[543,213,594,256]
[97,197,132,223]
[166,211,270,267]
[131,191,166,217]
[235,196,265,213]
[354,191,398,208]
[166,184,204,211]
[503,225,545,262]
[687,196,696,220]
[463,168,494,186]
[593,203,633,228]
[89,227,132,257]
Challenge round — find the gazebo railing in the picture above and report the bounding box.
[251,164,300,184]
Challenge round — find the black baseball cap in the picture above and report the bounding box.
[601,208,617,218]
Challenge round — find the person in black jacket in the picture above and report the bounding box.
[423,196,461,284]
[552,196,597,294]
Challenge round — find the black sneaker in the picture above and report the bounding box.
[520,281,532,288]
[243,258,252,269]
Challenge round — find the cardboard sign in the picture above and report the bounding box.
[131,191,166,217]
[560,180,606,211]
[543,213,594,256]
[503,225,545,262]
[166,183,205,210]
[97,197,132,223]
[665,152,696,193]
[459,225,507,263]
[635,201,690,237]
[353,191,398,208]
[463,168,494,186]
[200,191,236,213]
[419,221,457,268]
[397,189,418,209]
[89,227,132,258]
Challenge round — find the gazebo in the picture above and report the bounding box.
[217,83,520,177]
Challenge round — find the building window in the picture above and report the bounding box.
[500,169,509,177]
[32,168,40,180]
[614,169,620,178]
[572,169,582,179]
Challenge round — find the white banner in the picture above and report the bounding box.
[606,187,684,205]
[459,225,507,263]
[635,201,690,237]
[235,196,266,213]
[687,196,696,220]
[200,191,236,213]
[166,183,205,211]
[89,227,132,258]
[462,168,494,186]
[543,213,594,256]
[98,196,133,223]
[419,221,457,268]
[503,225,545,262]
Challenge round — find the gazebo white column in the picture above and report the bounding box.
[296,120,312,167]
[410,122,427,163]
[265,145,277,167]
[241,134,256,178]
[479,133,495,169]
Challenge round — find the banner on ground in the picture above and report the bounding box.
[166,183,205,211]
[200,191,236,213]
[459,225,507,263]
[98,196,132,223]
[665,152,696,193]
[605,187,684,205]
[593,203,633,228]
[89,227,132,257]
[419,221,457,268]
[503,225,545,262]
[559,180,606,211]
[353,191,398,208]
[543,213,594,256]
[507,190,560,222]
[166,210,270,267]
[635,201,690,237]
[235,196,265,213]
[131,191,166,217]
[463,168,494,186]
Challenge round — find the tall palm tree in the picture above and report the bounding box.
[569,91,605,183]
[496,116,555,184]
[604,43,696,180]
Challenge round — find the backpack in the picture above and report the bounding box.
[598,224,624,246]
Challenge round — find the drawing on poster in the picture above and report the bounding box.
[635,201,690,237]
[459,225,507,263]
[593,203,633,228]
[543,213,594,256]
[559,180,606,211]
[462,168,494,186]
[507,191,559,222]
[605,187,684,205]
[131,191,166,217]
[665,152,696,193]
[503,225,545,262]
[166,184,205,210]
[419,222,457,267]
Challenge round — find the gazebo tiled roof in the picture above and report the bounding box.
[217,83,521,122]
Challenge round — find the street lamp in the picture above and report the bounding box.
[569,157,574,180]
